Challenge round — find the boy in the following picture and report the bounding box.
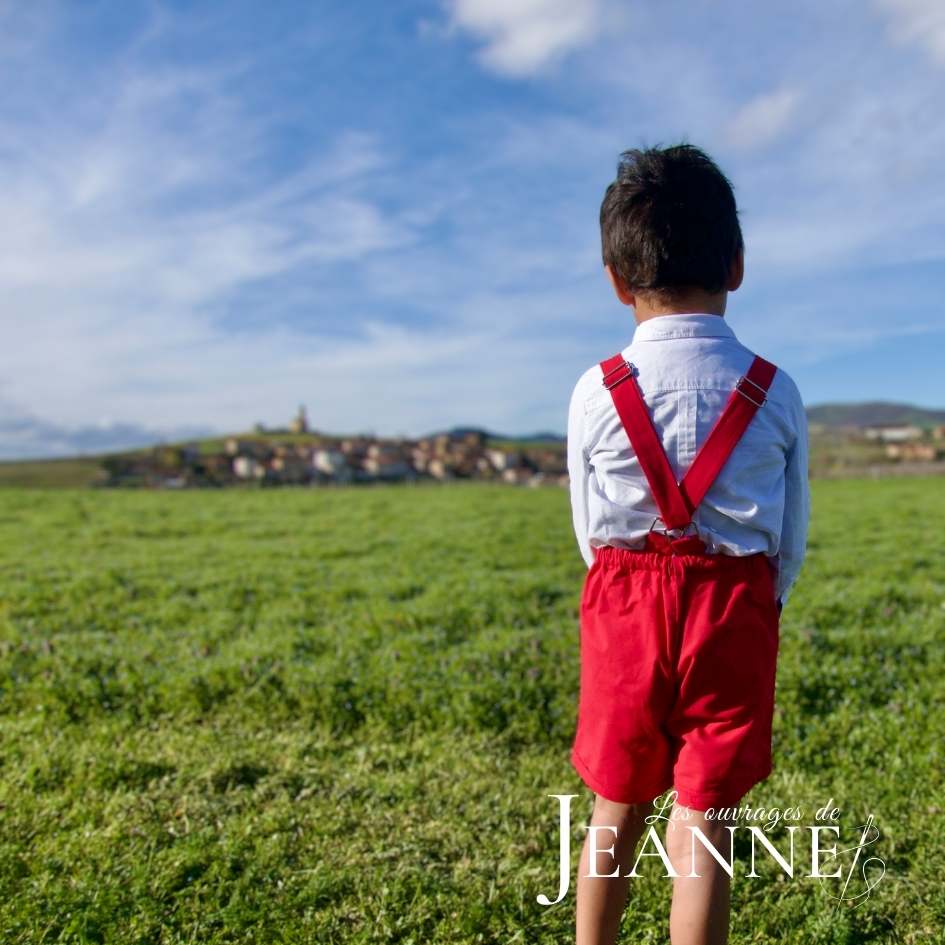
[567,143,809,945]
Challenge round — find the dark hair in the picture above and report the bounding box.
[600,143,743,300]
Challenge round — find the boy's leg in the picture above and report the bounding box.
[664,557,779,944]
[666,804,736,945]
[576,794,649,945]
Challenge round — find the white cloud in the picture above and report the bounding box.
[0,396,214,461]
[445,0,601,75]
[3,0,945,458]
[0,8,618,453]
[725,87,801,151]
[877,0,945,64]
[0,45,422,437]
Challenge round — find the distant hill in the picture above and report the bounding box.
[806,402,945,429]
[5,403,945,488]
[446,404,945,439]
[435,426,566,444]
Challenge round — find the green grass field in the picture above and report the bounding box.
[0,457,107,489]
[1,480,943,943]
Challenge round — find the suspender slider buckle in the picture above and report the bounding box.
[735,374,767,408]
[602,360,635,390]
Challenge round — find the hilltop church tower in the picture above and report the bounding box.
[290,404,309,435]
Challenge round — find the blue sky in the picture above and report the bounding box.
[2,0,944,459]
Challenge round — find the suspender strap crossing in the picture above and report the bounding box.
[599,353,777,532]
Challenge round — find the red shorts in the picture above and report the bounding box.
[571,533,780,811]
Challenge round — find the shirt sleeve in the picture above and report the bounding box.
[776,385,811,605]
[567,376,594,568]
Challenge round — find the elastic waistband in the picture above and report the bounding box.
[592,536,768,572]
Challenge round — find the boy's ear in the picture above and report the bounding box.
[605,264,636,307]
[727,247,745,292]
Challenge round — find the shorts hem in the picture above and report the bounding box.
[570,745,670,806]
[673,765,773,812]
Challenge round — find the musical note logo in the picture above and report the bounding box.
[819,814,886,909]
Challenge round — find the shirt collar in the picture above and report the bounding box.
[631,313,736,343]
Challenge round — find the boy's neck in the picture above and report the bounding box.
[633,289,728,324]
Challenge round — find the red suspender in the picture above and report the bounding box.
[601,357,692,530]
[599,353,777,531]
[680,356,776,513]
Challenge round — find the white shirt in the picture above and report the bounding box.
[567,313,810,605]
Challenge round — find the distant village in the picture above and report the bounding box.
[100,406,570,489]
[97,406,945,489]
[858,422,945,461]
[805,418,945,479]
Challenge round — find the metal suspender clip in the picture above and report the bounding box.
[649,517,698,539]
[602,360,635,390]
[735,374,767,407]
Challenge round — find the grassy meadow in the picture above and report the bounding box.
[0,480,943,943]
